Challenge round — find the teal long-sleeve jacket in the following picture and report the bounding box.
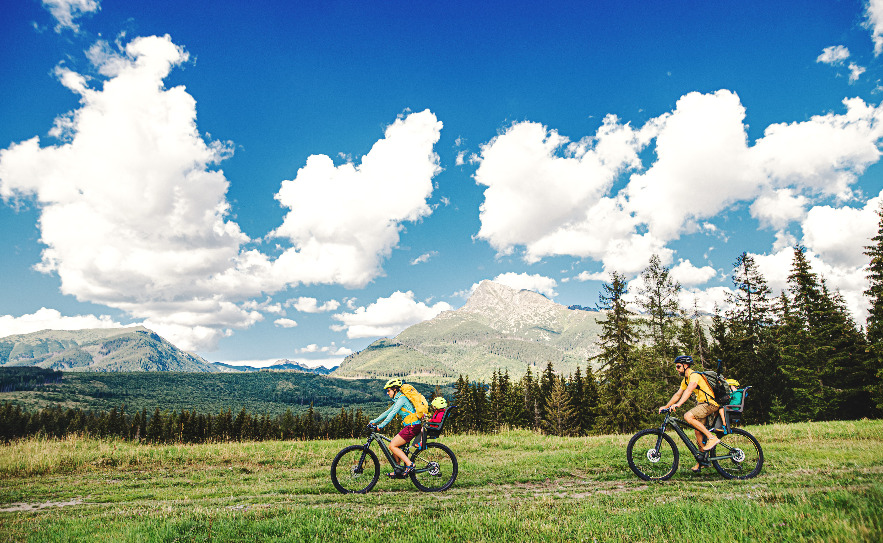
[370,392,417,428]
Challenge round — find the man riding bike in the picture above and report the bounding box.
[368,378,422,477]
[658,355,721,473]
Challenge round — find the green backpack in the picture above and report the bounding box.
[694,370,732,405]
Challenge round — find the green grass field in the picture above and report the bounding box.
[1,420,881,542]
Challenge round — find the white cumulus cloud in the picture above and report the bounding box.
[274,318,298,328]
[670,260,718,286]
[0,35,445,351]
[42,0,99,33]
[332,291,453,339]
[866,0,883,55]
[817,45,850,65]
[270,110,443,288]
[473,90,883,316]
[0,308,128,338]
[288,297,341,313]
[491,272,559,298]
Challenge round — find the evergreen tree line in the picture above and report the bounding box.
[448,364,598,436]
[0,402,380,443]
[450,209,883,434]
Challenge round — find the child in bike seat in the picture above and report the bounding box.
[428,396,447,425]
[716,378,742,430]
[414,396,447,452]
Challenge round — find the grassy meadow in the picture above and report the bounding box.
[1,420,881,542]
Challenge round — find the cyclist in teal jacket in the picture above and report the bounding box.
[369,378,420,477]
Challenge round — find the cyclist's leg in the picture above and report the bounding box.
[389,434,410,467]
[390,424,422,468]
[685,404,719,451]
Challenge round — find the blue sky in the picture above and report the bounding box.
[2,0,883,368]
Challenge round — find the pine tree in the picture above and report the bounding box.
[453,375,473,433]
[538,361,556,422]
[725,251,779,422]
[864,206,883,411]
[489,370,502,431]
[638,254,683,360]
[814,284,874,420]
[594,271,641,433]
[566,369,585,435]
[542,376,574,436]
[778,246,832,420]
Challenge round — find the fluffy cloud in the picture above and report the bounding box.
[801,195,882,269]
[817,45,850,65]
[274,318,298,328]
[42,0,99,33]
[289,297,341,313]
[297,343,352,356]
[749,189,808,229]
[332,291,453,339]
[669,260,718,286]
[271,110,442,288]
[0,35,253,349]
[474,91,883,296]
[866,0,883,56]
[0,307,127,338]
[0,35,444,350]
[474,115,651,261]
[850,63,867,82]
[491,272,558,298]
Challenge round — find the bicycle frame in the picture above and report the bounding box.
[659,411,737,465]
[358,430,428,474]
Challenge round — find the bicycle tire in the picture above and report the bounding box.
[409,442,458,492]
[710,428,764,480]
[331,445,380,494]
[626,429,679,481]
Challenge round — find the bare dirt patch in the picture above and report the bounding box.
[0,498,84,513]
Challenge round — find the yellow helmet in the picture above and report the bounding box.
[383,378,403,390]
[431,396,448,409]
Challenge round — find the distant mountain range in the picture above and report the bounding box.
[0,326,219,372]
[332,280,606,382]
[0,328,337,375]
[214,360,338,374]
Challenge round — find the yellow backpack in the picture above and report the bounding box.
[400,384,429,424]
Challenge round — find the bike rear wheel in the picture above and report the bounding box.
[409,442,458,492]
[331,445,379,494]
[626,429,679,481]
[711,428,764,480]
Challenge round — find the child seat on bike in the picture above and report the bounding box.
[425,405,457,439]
[713,385,750,430]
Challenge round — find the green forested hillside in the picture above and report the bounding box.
[0,369,443,417]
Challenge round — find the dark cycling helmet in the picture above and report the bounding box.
[384,378,403,389]
[674,355,693,366]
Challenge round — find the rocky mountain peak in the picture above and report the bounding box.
[462,280,557,316]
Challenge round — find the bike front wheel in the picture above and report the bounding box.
[331,445,380,494]
[626,429,679,481]
[409,442,458,492]
[711,428,764,480]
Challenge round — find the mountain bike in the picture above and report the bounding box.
[330,424,458,494]
[626,407,763,481]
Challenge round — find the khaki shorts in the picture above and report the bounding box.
[686,402,718,426]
